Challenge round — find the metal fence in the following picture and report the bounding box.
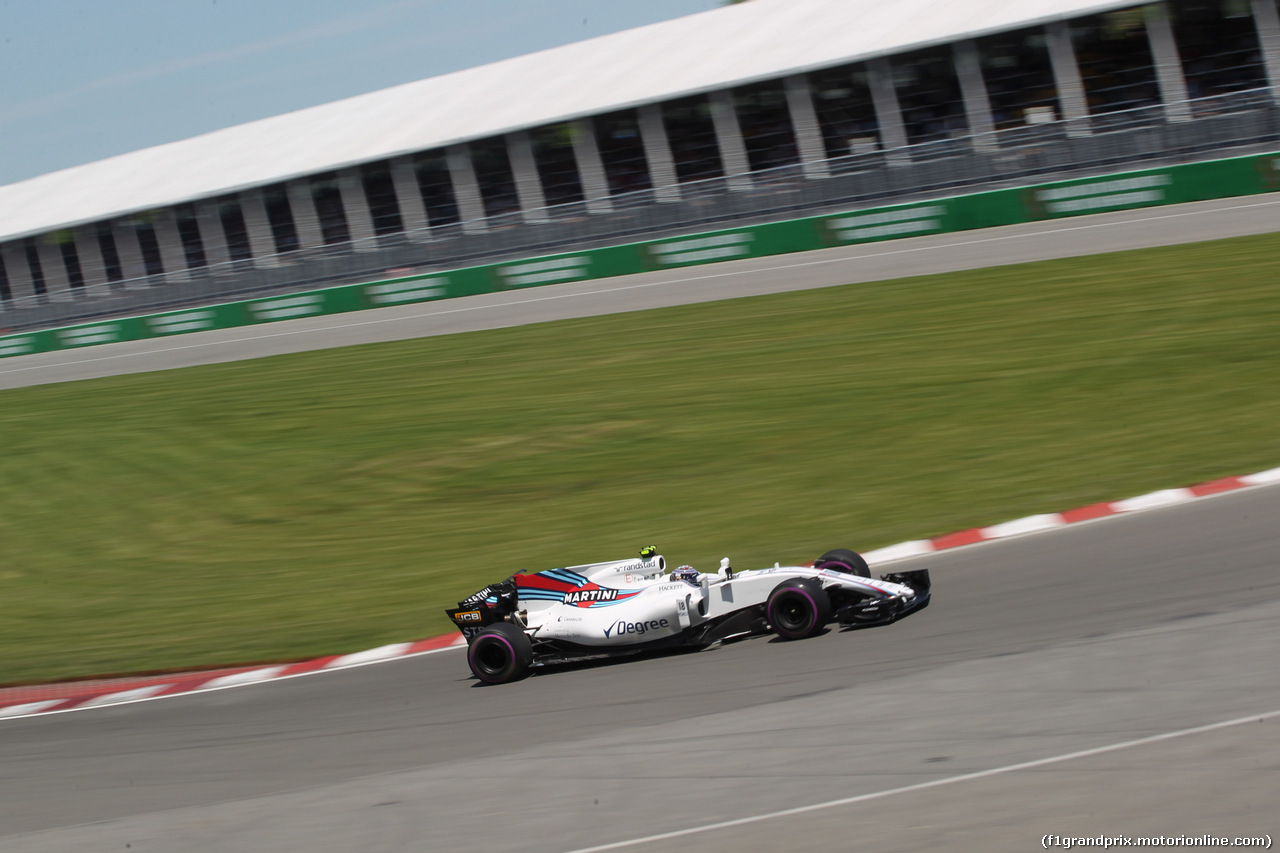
[4,88,1280,333]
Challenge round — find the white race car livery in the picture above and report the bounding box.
[447,547,930,684]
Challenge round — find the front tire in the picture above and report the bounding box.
[467,622,534,684]
[766,578,831,640]
[816,548,870,578]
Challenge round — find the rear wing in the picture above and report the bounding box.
[445,577,519,637]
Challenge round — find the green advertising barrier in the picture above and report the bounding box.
[1252,152,1280,192]
[637,218,822,268]
[359,274,453,308]
[3,150,1278,361]
[1018,155,1272,220]
[145,303,247,336]
[0,329,52,357]
[812,200,955,247]
[54,318,147,348]
[482,243,647,291]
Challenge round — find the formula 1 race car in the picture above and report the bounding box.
[446,547,930,683]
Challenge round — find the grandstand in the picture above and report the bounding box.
[2,0,1279,330]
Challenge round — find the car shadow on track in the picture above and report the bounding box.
[463,629,838,686]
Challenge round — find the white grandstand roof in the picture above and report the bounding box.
[0,0,1140,243]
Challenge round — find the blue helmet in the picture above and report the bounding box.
[670,565,699,585]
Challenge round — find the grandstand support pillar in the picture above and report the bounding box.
[868,57,910,164]
[570,118,613,213]
[35,240,72,302]
[784,75,830,179]
[1251,0,1280,104]
[638,104,681,202]
[390,155,432,241]
[953,39,998,151]
[337,167,379,251]
[286,178,325,249]
[507,131,552,224]
[74,226,110,295]
[112,221,150,289]
[195,201,233,275]
[1046,21,1092,136]
[152,208,190,283]
[709,89,753,191]
[1146,3,1191,122]
[1,243,36,303]
[239,189,281,268]
[447,143,488,233]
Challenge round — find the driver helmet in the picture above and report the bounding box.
[671,565,699,585]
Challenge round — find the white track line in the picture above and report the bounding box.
[562,709,1280,853]
[3,195,1279,381]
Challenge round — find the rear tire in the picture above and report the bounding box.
[467,622,534,684]
[816,548,870,578]
[766,578,831,640]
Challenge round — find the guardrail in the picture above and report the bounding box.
[6,91,1280,334]
[3,149,1277,360]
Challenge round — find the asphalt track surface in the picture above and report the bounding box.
[2,198,1278,851]
[2,485,1278,851]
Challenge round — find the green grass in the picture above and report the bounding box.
[2,233,1278,685]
